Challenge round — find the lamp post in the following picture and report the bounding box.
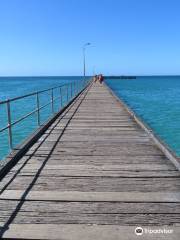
[83,43,91,77]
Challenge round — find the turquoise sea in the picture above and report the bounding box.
[106,76,180,157]
[0,76,88,161]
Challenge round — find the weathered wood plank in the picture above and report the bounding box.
[13,163,176,171]
[1,190,180,202]
[0,198,180,226]
[9,164,179,177]
[1,224,179,240]
[1,199,180,213]
[2,176,180,192]
[17,154,174,165]
[8,170,179,177]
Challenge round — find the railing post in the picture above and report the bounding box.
[76,81,78,94]
[36,92,40,126]
[74,81,76,96]
[60,87,62,108]
[71,82,73,98]
[6,100,13,150]
[67,85,69,102]
[51,88,54,113]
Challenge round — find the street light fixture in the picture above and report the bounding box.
[83,43,91,77]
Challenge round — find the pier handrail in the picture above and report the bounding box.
[0,82,80,104]
[0,79,90,153]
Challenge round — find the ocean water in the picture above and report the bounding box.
[0,76,88,161]
[106,76,180,157]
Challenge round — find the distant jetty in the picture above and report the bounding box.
[105,76,136,79]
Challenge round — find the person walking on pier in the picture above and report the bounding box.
[99,74,104,84]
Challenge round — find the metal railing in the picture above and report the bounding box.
[0,79,90,156]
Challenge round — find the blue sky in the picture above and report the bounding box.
[0,0,180,76]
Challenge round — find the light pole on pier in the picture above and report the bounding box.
[83,43,91,77]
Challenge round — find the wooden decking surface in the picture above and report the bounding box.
[0,82,180,239]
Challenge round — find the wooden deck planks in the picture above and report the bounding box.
[1,224,179,240]
[0,82,180,239]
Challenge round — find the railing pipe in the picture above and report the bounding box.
[0,83,69,105]
[0,79,91,158]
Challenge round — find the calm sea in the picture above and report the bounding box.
[0,76,87,161]
[106,76,180,157]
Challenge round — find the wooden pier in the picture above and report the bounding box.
[0,82,180,239]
